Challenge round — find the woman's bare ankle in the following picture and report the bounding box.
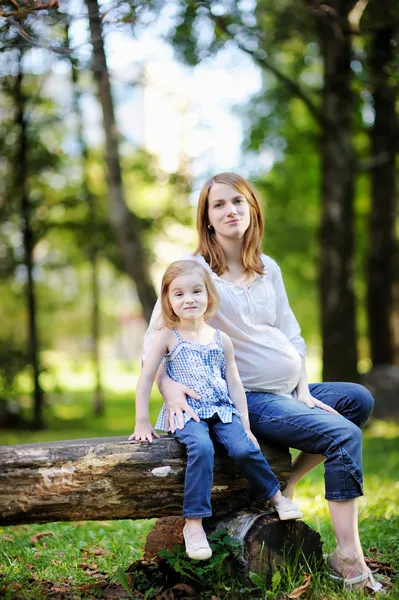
[282,483,295,500]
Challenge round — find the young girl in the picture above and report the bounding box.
[130,260,303,561]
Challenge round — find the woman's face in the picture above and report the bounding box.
[207,182,251,241]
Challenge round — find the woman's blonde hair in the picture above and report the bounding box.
[195,172,264,276]
[161,260,219,328]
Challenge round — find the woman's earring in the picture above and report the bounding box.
[207,224,214,231]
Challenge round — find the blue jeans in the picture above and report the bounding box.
[173,414,280,518]
[246,382,374,501]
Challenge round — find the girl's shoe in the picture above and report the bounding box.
[324,552,384,594]
[274,499,303,521]
[183,525,212,560]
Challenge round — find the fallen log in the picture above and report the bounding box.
[0,435,291,526]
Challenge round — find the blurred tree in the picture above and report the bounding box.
[361,0,398,366]
[14,48,45,428]
[84,0,158,323]
[167,0,360,380]
[66,21,104,416]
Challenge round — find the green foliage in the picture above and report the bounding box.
[249,568,281,598]
[159,529,242,586]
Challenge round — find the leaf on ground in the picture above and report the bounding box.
[288,573,312,598]
[100,582,137,599]
[170,584,195,595]
[365,556,392,575]
[29,531,54,544]
[92,547,109,555]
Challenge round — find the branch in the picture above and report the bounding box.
[357,151,396,172]
[0,1,59,17]
[213,15,324,127]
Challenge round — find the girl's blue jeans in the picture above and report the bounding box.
[246,382,374,501]
[173,414,280,519]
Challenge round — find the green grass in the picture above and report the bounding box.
[1,387,398,599]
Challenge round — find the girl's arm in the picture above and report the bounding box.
[142,298,201,433]
[129,329,170,443]
[222,333,260,449]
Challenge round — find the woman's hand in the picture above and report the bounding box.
[159,376,200,433]
[297,392,340,416]
[129,421,159,443]
[245,429,260,450]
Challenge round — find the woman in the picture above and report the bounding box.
[142,172,381,593]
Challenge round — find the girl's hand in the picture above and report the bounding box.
[159,377,200,433]
[245,429,260,450]
[129,421,160,443]
[297,392,340,416]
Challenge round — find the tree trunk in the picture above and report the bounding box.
[15,52,44,428]
[85,0,157,322]
[366,25,397,366]
[0,436,291,526]
[313,1,359,381]
[143,512,323,578]
[67,23,104,415]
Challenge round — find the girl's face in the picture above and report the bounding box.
[168,272,208,323]
[207,182,251,241]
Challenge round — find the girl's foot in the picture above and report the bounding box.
[274,496,303,521]
[326,548,384,593]
[183,525,212,560]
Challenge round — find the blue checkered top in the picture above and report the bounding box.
[154,328,241,431]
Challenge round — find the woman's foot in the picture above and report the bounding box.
[183,524,212,561]
[326,548,384,593]
[273,495,303,521]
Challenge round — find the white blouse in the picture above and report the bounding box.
[142,253,306,395]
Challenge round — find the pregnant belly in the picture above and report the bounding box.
[236,343,302,395]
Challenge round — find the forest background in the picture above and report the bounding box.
[0,0,397,431]
[0,1,398,599]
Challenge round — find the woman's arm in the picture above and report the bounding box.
[129,330,170,442]
[296,357,339,415]
[142,298,200,433]
[222,333,260,449]
[271,261,306,357]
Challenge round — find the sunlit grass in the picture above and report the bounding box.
[1,364,398,598]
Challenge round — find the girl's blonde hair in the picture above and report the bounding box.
[195,172,264,276]
[161,260,219,327]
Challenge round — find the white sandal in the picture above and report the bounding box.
[183,525,212,561]
[275,501,303,521]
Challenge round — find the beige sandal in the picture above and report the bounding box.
[324,552,384,594]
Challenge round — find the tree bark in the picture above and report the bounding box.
[14,52,44,428]
[366,25,397,366]
[311,1,359,381]
[85,0,157,322]
[0,436,291,526]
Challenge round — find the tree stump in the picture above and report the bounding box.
[143,511,323,578]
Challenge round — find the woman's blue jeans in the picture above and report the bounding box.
[173,414,280,518]
[246,382,374,501]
